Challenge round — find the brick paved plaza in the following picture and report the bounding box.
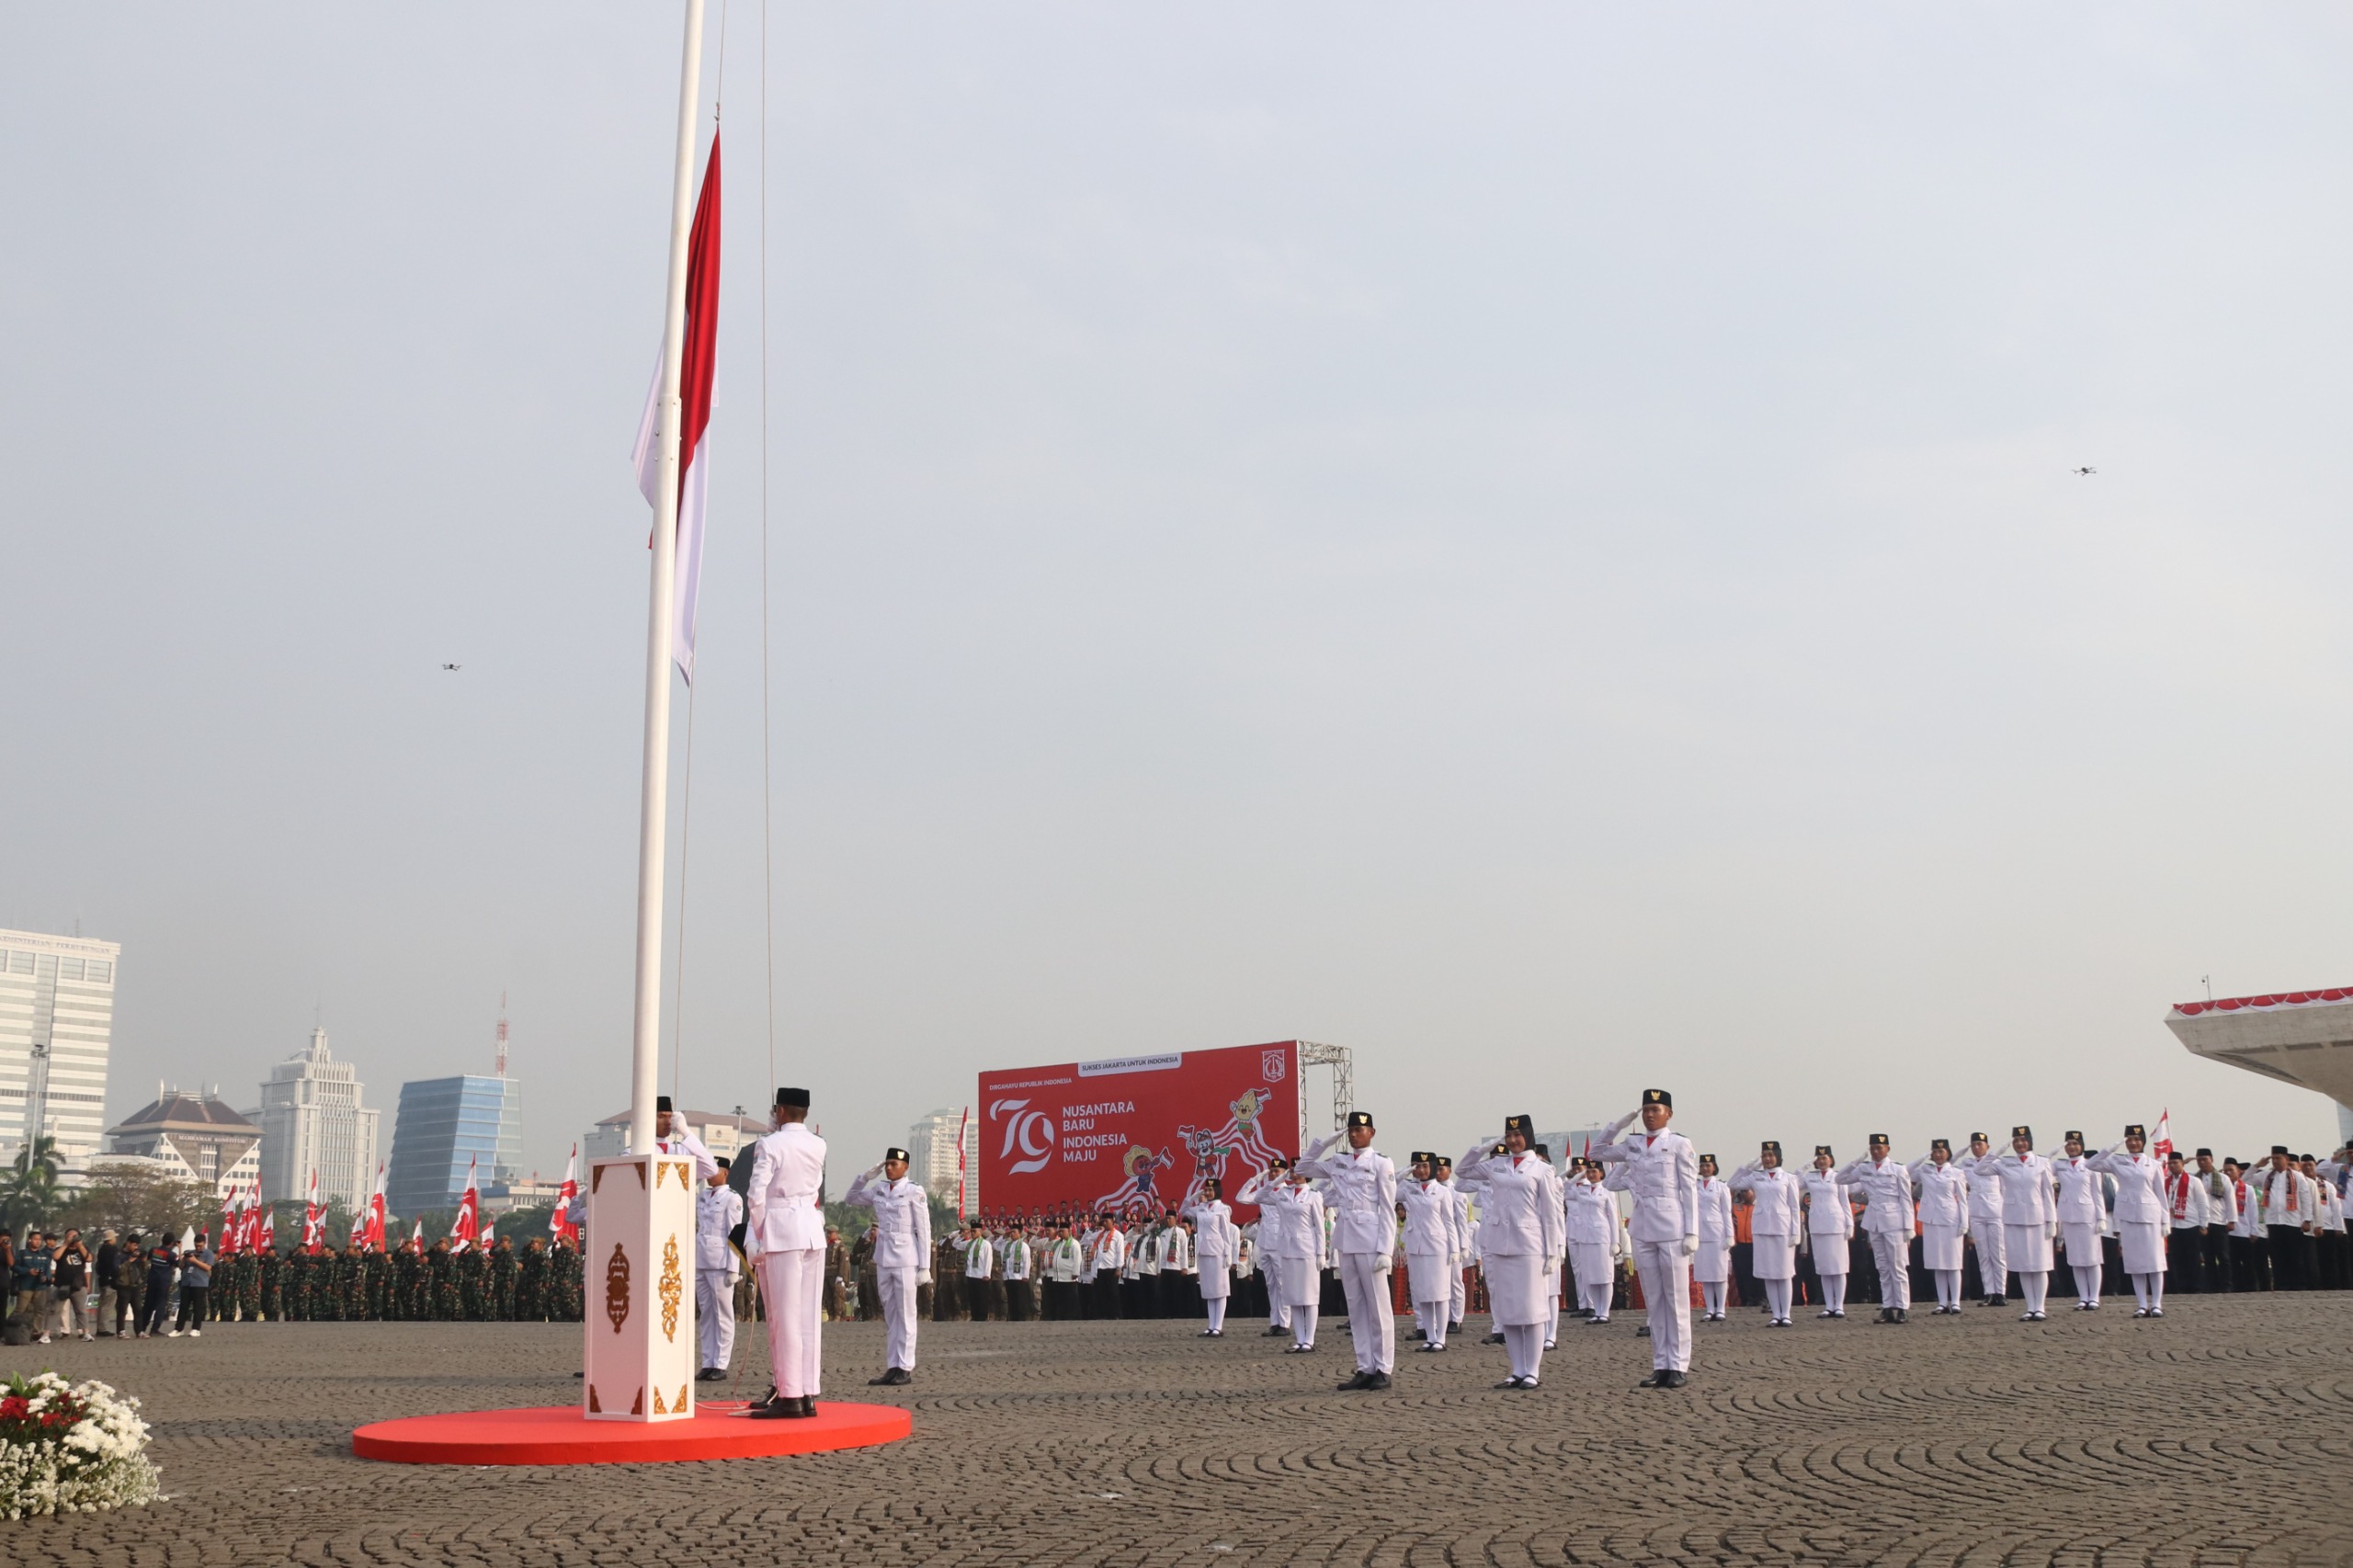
[5,1295,2348,1567]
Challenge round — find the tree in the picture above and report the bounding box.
[59,1160,211,1242]
[0,1136,67,1232]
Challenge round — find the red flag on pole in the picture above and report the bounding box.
[551,1142,580,1244]
[451,1153,481,1253]
[2153,1109,2173,1161]
[956,1106,970,1221]
[363,1162,388,1252]
[302,1169,324,1255]
[631,132,722,683]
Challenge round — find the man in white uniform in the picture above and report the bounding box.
[1957,1132,2010,1307]
[1590,1088,1700,1390]
[1838,1134,1917,1324]
[695,1157,745,1380]
[1299,1111,1399,1391]
[1435,1155,1471,1335]
[745,1086,827,1418]
[845,1142,932,1386]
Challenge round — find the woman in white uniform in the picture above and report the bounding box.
[1563,1158,1624,1324]
[2089,1124,2168,1317]
[1398,1153,1457,1351]
[1181,1178,1241,1336]
[2049,1131,2106,1309]
[1694,1154,1734,1322]
[1456,1115,1564,1390]
[1986,1125,2058,1321]
[1729,1142,1804,1326]
[1908,1139,1971,1313]
[1802,1146,1854,1319]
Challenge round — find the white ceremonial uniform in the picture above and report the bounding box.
[1986,1150,2058,1316]
[844,1165,931,1373]
[1298,1135,1400,1377]
[1448,1181,1474,1327]
[1589,1123,1700,1375]
[1563,1173,1626,1321]
[657,1124,722,1182]
[2089,1145,2168,1312]
[1727,1163,1803,1324]
[1694,1176,1734,1310]
[695,1179,745,1371]
[1907,1159,1970,1311]
[1802,1170,1855,1313]
[1956,1150,2010,1299]
[1836,1154,1917,1314]
[746,1121,829,1400]
[1457,1144,1565,1383]
[1400,1178,1459,1346]
[2049,1150,2107,1304]
[1184,1199,1238,1333]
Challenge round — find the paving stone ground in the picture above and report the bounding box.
[5,1293,2349,1567]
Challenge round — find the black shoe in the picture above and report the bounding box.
[1410,1328,1427,1340]
[1895,1309,1909,1323]
[1636,1325,1651,1337]
[1483,1332,1505,1345]
[696,1367,725,1381]
[1495,1376,1525,1390]
[748,1398,796,1419]
[786,1396,817,1418]
[1448,1322,1463,1334]
[1361,1372,1392,1391]
[1638,1370,1665,1388]
[1660,1370,1688,1389]
[1337,1370,1373,1390]
[1264,1326,1289,1336]
[869,1367,912,1387]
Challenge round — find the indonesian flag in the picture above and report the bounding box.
[411,1217,424,1251]
[2153,1109,2173,1161]
[451,1153,481,1253]
[363,1162,389,1252]
[237,1184,264,1253]
[347,1208,367,1250]
[258,1201,275,1253]
[956,1106,970,1221]
[220,1185,241,1253]
[302,1169,324,1255]
[551,1143,580,1244]
[631,131,722,684]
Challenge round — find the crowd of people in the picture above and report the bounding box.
[0,1226,594,1341]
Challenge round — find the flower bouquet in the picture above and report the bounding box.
[0,1371,162,1520]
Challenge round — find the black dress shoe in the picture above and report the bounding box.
[1638,1370,1665,1388]
[1264,1325,1289,1336]
[748,1400,795,1419]
[1495,1376,1524,1390]
[869,1367,912,1386]
[1448,1322,1462,1334]
[1362,1372,1392,1391]
[784,1396,817,1418]
[1660,1370,1688,1389]
[1337,1370,1372,1390]
[696,1367,725,1381]
[1483,1332,1506,1345]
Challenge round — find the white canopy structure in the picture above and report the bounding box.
[2165,987,2353,1114]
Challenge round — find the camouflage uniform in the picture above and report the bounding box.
[238,1252,263,1321]
[457,1245,487,1321]
[489,1241,519,1320]
[258,1249,282,1320]
[392,1245,422,1320]
[549,1240,584,1322]
[426,1244,456,1319]
[516,1242,546,1322]
[364,1251,390,1320]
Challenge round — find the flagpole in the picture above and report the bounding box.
[629,0,708,1159]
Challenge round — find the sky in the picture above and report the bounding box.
[6,4,2352,1187]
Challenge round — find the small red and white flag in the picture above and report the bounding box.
[551,1142,580,1244]
[347,1208,367,1251]
[2153,1110,2173,1161]
[631,132,722,684]
[451,1153,481,1253]
[302,1169,325,1255]
[411,1217,424,1251]
[220,1185,241,1253]
[956,1106,970,1221]
[363,1162,389,1252]
[258,1200,275,1253]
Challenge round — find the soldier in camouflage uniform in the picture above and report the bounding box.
[517,1238,547,1322]
[237,1249,262,1322]
[457,1240,487,1321]
[489,1237,519,1320]
[549,1237,584,1322]
[426,1239,455,1320]
[389,1237,418,1321]
[363,1248,389,1320]
[336,1244,364,1320]
[257,1247,282,1321]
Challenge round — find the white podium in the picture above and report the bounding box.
[582,1153,699,1421]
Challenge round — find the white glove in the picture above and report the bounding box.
[1373,1254,1392,1274]
[1680,1233,1699,1258]
[916,1269,934,1286]
[1606,1109,1640,1139]
[2047,1223,2059,1243]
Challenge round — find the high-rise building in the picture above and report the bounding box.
[0,927,120,1179]
[247,1028,381,1210]
[104,1089,261,1198]
[384,1074,521,1219]
[908,1108,971,1203]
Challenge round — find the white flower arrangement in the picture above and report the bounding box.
[0,1371,163,1520]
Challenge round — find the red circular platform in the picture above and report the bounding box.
[351,1401,911,1466]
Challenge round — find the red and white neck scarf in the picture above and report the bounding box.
[2169,1172,2193,1219]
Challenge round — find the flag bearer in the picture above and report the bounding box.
[1694,1154,1734,1323]
[1728,1142,1803,1326]
[746,1087,827,1418]
[845,1140,932,1388]
[1802,1147,1854,1320]
[1837,1135,1917,1324]
[1957,1132,2009,1306]
[1299,1112,1400,1391]
[1589,1089,1700,1389]
[695,1157,745,1380]
[1456,1116,1564,1389]
[1909,1141,1970,1313]
[2091,1124,2169,1317]
[1987,1126,2058,1321]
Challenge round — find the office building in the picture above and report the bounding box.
[384,1074,520,1219]
[909,1107,971,1203]
[0,927,119,1179]
[104,1089,262,1198]
[247,1028,381,1210]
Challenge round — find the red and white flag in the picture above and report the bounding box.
[551,1142,580,1244]
[451,1153,481,1253]
[347,1208,367,1251]
[238,1184,264,1253]
[364,1162,389,1252]
[411,1217,424,1251]
[956,1105,970,1221]
[302,1169,324,1255]
[631,132,722,684]
[258,1200,275,1253]
[2153,1109,2173,1161]
[220,1185,241,1253]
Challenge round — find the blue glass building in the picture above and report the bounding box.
[384,1074,521,1219]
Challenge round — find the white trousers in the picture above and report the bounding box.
[1579,1277,1612,1319]
[1449,1258,1466,1324]
[1262,1259,1290,1328]
[875,1264,919,1371]
[1338,1254,1393,1373]
[1413,1299,1447,1346]
[1762,1277,1791,1321]
[1971,1216,2008,1293]
[1632,1239,1691,1372]
[696,1267,736,1370]
[1870,1232,1912,1311]
[1545,1262,1562,1342]
[755,1248,823,1400]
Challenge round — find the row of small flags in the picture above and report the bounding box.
[203,1144,583,1256]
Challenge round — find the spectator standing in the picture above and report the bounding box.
[111,1234,146,1337]
[55,1231,92,1341]
[94,1231,122,1335]
[19,1232,57,1344]
[176,1237,218,1335]
[141,1238,180,1337]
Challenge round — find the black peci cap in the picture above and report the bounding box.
[1643,1088,1673,1108]
[2012,1125,2033,1142]
[714,1155,731,1171]
[1410,1151,1434,1165]
[1761,1140,1781,1157]
[1869,1132,1890,1146]
[1970,1131,1989,1143]
[2124,1124,2145,1139]
[656,1095,675,1113]
[1931,1138,1950,1153]
[1504,1114,1534,1137]
[776,1086,811,1108]
[1699,1153,1716,1166]
[1433,1154,1453,1170]
[1347,1110,1374,1131]
[1534,1144,1550,1159]
[2195,1147,2212,1157]
[1815,1144,1834,1158]
[2271,1144,2290,1155]
[2064,1130,2084,1143]
[885,1145,910,1163]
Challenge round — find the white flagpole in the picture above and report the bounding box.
[630,0,708,1159]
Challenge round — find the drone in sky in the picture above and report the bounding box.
[441,663,461,671]
[2072,466,2097,475]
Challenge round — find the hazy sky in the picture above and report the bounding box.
[6,5,2351,1185]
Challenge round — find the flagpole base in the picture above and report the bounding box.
[351,1401,910,1466]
